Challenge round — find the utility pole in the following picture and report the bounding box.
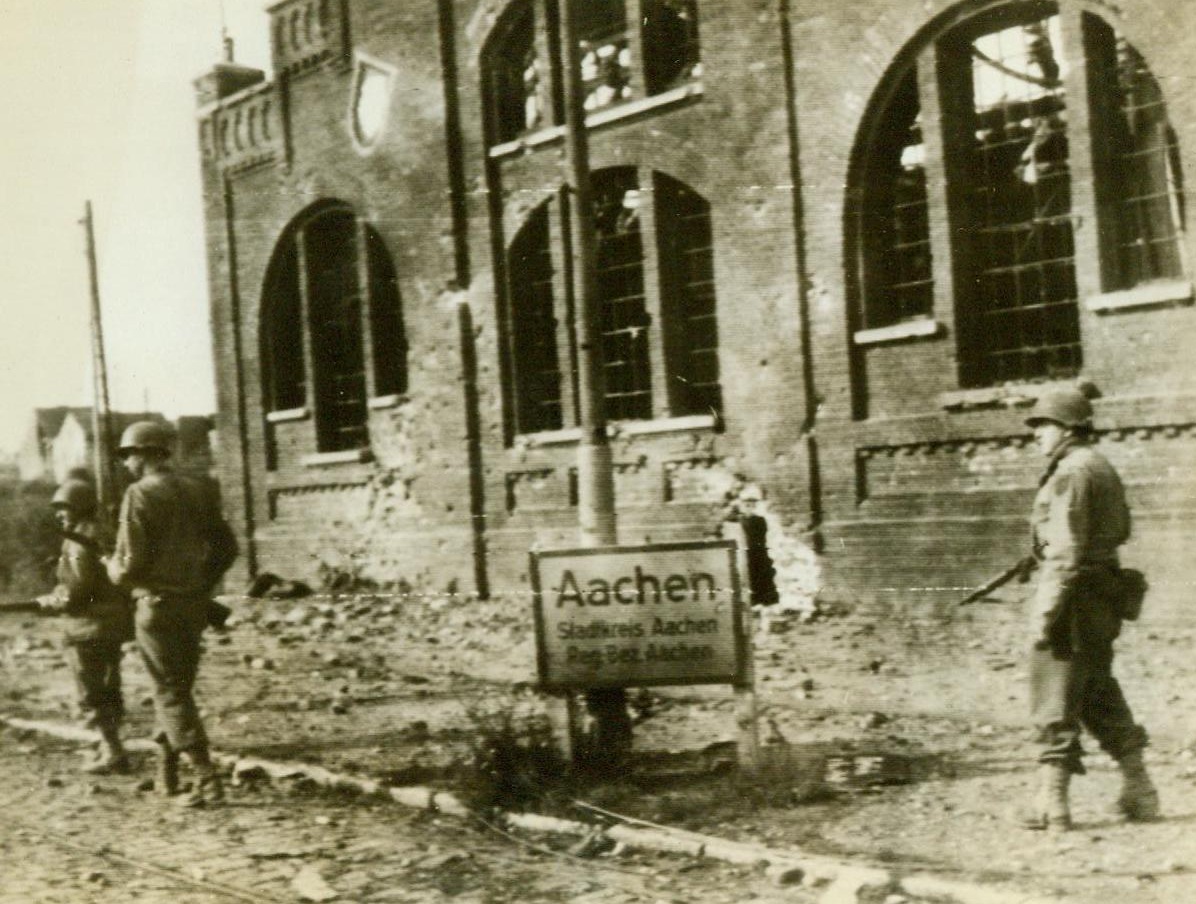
[556,0,629,758]
[82,201,118,523]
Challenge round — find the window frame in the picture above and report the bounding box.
[260,204,409,463]
[500,168,722,442]
[849,1,1190,394]
[482,0,703,154]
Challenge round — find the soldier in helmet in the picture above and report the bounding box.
[1020,385,1158,830]
[106,420,238,807]
[38,475,133,774]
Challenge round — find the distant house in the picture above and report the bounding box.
[20,408,214,485]
[17,407,89,483]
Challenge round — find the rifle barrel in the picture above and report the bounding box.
[958,561,1025,607]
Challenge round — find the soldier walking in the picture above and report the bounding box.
[1021,386,1159,830]
[38,476,133,774]
[106,421,237,807]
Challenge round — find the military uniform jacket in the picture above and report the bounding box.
[52,520,131,644]
[108,470,237,600]
[1029,438,1130,643]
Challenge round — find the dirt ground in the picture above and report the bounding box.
[2,584,1194,903]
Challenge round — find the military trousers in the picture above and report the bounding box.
[66,638,124,733]
[134,594,210,754]
[1029,576,1148,773]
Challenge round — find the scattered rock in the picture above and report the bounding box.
[292,865,338,902]
[232,762,270,786]
[766,862,804,886]
[285,605,314,625]
[858,712,889,730]
[421,851,468,869]
[567,831,615,859]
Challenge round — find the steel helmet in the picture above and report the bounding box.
[118,420,174,456]
[1025,388,1094,429]
[51,479,97,515]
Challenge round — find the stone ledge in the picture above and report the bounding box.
[301,448,373,467]
[266,407,310,423]
[854,318,942,346]
[1086,279,1193,314]
[938,380,1075,413]
[367,394,406,410]
[487,82,704,160]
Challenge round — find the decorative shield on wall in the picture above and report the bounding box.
[350,55,395,150]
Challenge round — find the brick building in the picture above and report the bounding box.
[197,0,1196,612]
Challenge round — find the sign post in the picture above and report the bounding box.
[532,540,758,768]
[554,0,624,759]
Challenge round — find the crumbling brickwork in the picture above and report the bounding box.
[198,0,1196,618]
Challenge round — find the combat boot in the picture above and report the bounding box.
[157,742,181,796]
[178,767,225,808]
[1116,750,1160,822]
[84,727,131,775]
[178,747,224,808]
[1021,762,1072,831]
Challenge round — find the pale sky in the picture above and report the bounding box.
[0,0,272,455]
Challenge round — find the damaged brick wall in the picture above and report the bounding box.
[199,0,1196,618]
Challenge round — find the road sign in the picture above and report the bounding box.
[530,540,746,692]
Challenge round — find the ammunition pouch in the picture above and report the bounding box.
[1112,568,1148,622]
[207,599,232,630]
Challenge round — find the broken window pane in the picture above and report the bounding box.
[262,237,306,414]
[644,0,702,94]
[306,210,369,452]
[367,227,407,398]
[656,173,721,417]
[508,204,563,433]
[862,69,932,328]
[966,14,1080,385]
[1106,26,1186,287]
[577,1,634,112]
[491,5,541,143]
[594,168,652,421]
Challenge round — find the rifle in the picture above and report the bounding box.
[959,556,1037,607]
[0,600,44,615]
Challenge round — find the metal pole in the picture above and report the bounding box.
[555,0,627,760]
[558,0,616,548]
[82,201,118,522]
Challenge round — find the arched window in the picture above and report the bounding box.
[594,167,652,420]
[367,227,408,398]
[859,70,932,329]
[508,203,563,433]
[1090,19,1187,288]
[852,3,1188,389]
[260,205,408,458]
[261,238,305,414]
[499,169,720,437]
[305,209,369,452]
[486,1,542,145]
[655,172,721,416]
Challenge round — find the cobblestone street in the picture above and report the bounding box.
[4,592,1195,904]
[0,721,834,904]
